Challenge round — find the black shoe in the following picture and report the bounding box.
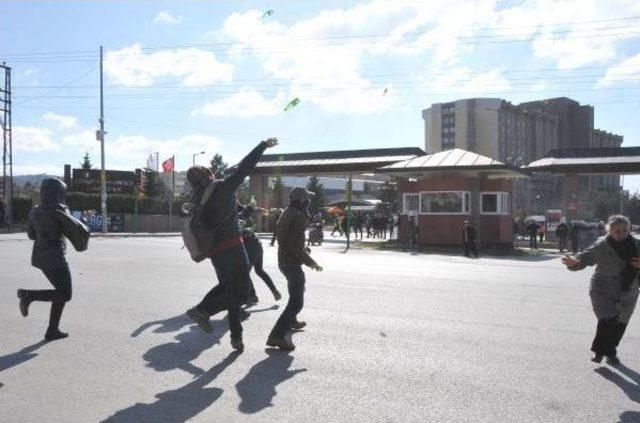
[246,295,259,306]
[240,309,250,321]
[591,354,604,363]
[273,290,282,301]
[290,321,307,331]
[17,289,31,317]
[266,337,295,351]
[186,307,213,333]
[231,337,244,351]
[44,329,68,342]
[606,355,621,366]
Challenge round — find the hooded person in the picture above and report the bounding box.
[185,138,278,352]
[266,187,323,351]
[18,177,89,341]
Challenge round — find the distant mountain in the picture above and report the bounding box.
[11,174,60,187]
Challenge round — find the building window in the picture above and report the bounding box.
[481,192,510,215]
[420,191,469,214]
[403,193,419,215]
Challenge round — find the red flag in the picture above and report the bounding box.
[162,157,174,173]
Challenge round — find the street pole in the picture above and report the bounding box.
[169,155,175,230]
[155,152,159,174]
[343,175,352,253]
[99,46,108,234]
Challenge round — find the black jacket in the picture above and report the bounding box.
[462,226,477,243]
[27,178,68,270]
[198,141,268,247]
[277,205,317,268]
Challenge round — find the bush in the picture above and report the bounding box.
[66,192,181,215]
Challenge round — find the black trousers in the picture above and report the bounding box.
[529,235,538,249]
[269,265,305,340]
[27,265,72,330]
[464,241,478,257]
[198,246,251,341]
[592,317,628,357]
[248,245,278,296]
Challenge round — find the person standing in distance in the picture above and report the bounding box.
[561,215,640,365]
[186,138,278,352]
[18,178,89,341]
[267,187,323,351]
[462,220,478,258]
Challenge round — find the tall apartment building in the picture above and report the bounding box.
[422,97,623,215]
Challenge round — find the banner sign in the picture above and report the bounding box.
[72,169,137,194]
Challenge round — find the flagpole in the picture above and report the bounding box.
[169,155,175,230]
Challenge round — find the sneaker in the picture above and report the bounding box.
[231,337,245,351]
[266,337,295,351]
[186,307,213,333]
[17,289,30,318]
[291,321,307,330]
[606,355,621,366]
[591,354,604,363]
[44,328,68,342]
[273,290,282,301]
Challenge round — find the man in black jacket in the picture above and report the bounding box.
[462,220,478,258]
[266,187,323,351]
[186,138,278,351]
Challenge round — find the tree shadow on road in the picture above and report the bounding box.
[132,313,232,378]
[236,349,307,414]
[0,340,48,373]
[594,364,640,403]
[101,350,241,423]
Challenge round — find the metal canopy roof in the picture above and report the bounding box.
[250,147,425,176]
[374,148,528,178]
[523,147,640,174]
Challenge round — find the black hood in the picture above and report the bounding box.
[40,178,67,208]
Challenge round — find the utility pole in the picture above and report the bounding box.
[1,63,13,231]
[98,46,108,234]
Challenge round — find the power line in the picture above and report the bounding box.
[14,64,98,106]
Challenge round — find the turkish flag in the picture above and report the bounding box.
[162,157,174,173]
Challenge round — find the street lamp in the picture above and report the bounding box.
[192,151,205,166]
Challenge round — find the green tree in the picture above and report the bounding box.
[142,168,169,198]
[375,180,398,213]
[270,176,286,208]
[210,154,228,178]
[306,176,325,213]
[80,152,93,170]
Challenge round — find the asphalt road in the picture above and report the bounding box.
[1,235,639,422]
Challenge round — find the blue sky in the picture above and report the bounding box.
[3,0,640,190]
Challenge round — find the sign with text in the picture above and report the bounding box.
[72,169,137,194]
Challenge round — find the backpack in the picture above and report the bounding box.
[181,181,231,262]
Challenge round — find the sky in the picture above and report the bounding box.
[2,0,640,190]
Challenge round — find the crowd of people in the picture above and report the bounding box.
[13,138,640,366]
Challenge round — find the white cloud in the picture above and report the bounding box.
[105,133,223,169]
[153,11,182,25]
[43,112,78,129]
[12,164,62,176]
[598,52,640,86]
[13,127,59,152]
[195,89,285,117]
[416,67,510,97]
[104,43,233,87]
[62,130,98,151]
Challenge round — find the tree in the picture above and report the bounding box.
[375,179,398,214]
[210,154,228,178]
[306,176,326,213]
[80,152,93,170]
[142,167,169,198]
[270,176,286,208]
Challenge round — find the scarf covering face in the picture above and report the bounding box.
[606,234,639,292]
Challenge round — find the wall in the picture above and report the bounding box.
[123,213,188,232]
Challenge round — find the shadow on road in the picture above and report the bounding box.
[0,340,48,373]
[618,411,640,422]
[101,351,241,423]
[132,313,232,377]
[236,349,307,414]
[594,364,640,403]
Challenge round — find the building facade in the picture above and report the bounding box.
[422,97,623,216]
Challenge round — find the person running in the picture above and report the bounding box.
[561,215,640,366]
[266,187,323,351]
[185,138,278,352]
[237,202,282,304]
[17,178,89,341]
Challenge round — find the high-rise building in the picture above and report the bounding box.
[422,97,623,215]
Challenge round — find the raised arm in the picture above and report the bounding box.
[225,138,278,189]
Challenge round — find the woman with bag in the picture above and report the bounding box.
[561,215,640,365]
[17,178,90,341]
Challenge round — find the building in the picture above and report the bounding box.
[159,171,188,198]
[422,97,623,216]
